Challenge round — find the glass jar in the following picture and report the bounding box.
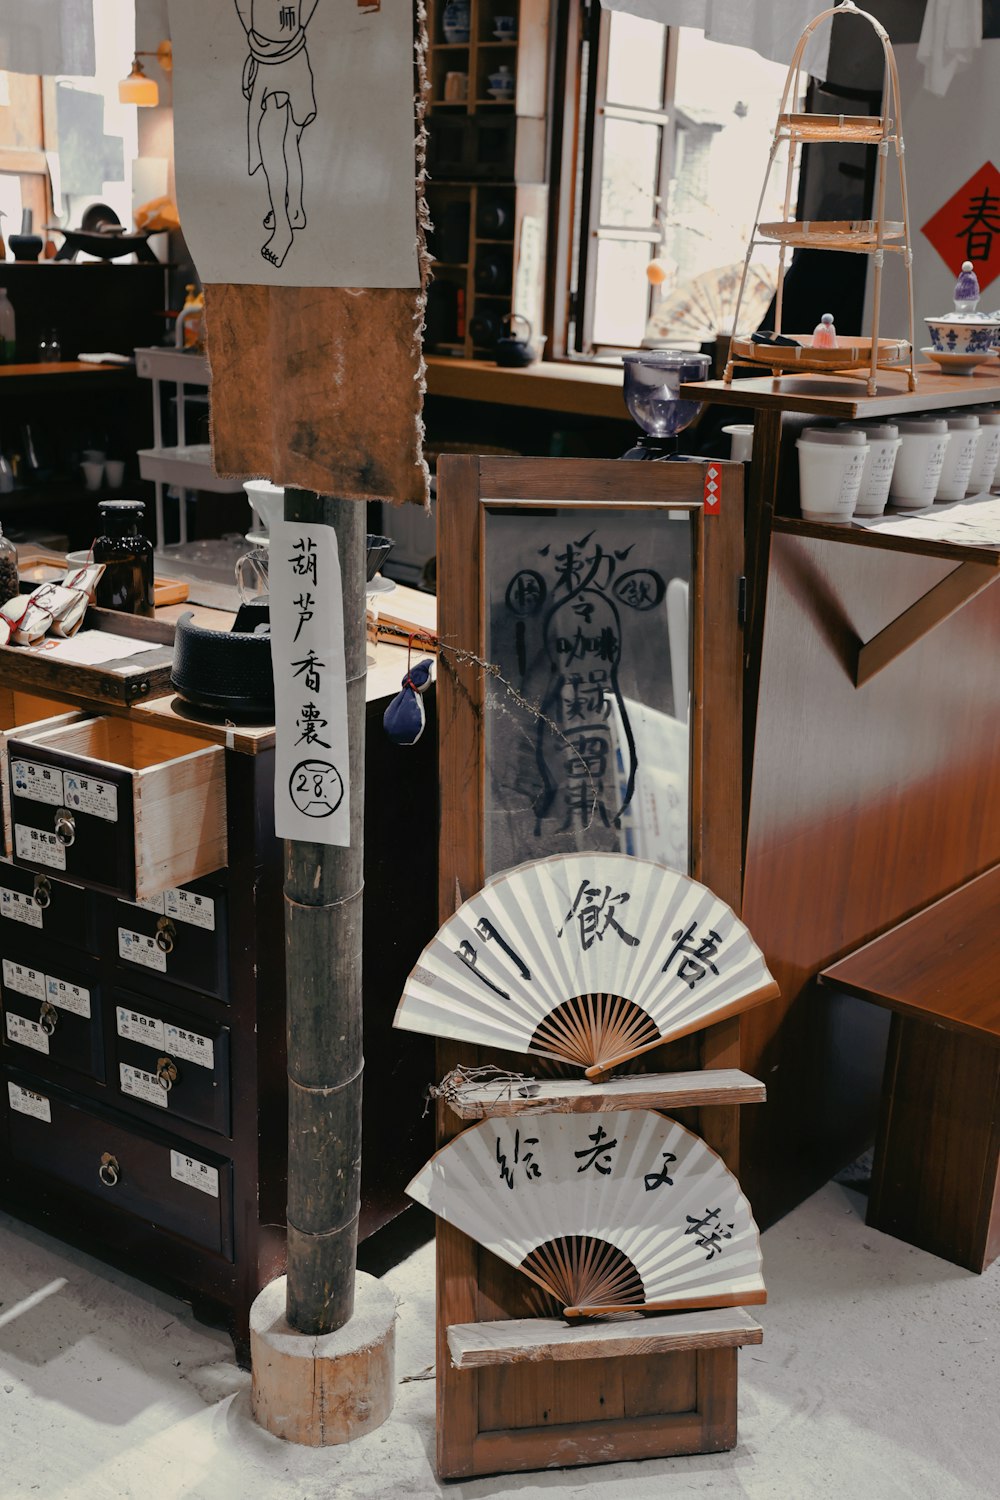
[92,500,154,617]
[0,522,18,606]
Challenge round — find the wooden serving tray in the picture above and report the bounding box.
[0,608,175,705]
[730,334,910,373]
[18,552,190,608]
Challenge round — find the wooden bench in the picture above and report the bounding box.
[820,865,1000,1272]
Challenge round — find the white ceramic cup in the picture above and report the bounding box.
[81,460,104,491]
[797,427,868,522]
[935,414,981,501]
[969,408,1000,493]
[889,418,951,509]
[82,448,105,465]
[722,423,754,463]
[838,421,900,516]
[104,459,125,490]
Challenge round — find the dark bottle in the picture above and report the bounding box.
[92,500,154,617]
[476,194,512,239]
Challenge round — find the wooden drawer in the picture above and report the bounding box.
[109,874,229,1000]
[4,1069,233,1257]
[110,990,231,1136]
[0,690,89,857]
[0,858,94,952]
[1,950,103,1083]
[7,716,227,900]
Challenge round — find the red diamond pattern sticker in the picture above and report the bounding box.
[922,161,1000,292]
[704,463,721,516]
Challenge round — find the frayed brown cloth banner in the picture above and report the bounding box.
[204,282,429,507]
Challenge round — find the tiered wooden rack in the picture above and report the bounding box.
[724,1,917,396]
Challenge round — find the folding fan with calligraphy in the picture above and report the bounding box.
[406,1109,765,1317]
[393,854,778,1078]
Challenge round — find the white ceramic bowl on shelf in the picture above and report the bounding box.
[923,315,1000,355]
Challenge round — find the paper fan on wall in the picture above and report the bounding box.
[646,262,775,343]
[407,1109,765,1316]
[393,853,778,1079]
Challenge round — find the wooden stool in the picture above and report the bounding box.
[821,864,1000,1273]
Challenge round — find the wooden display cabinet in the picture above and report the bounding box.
[424,0,549,359]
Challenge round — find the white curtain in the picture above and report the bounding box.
[917,0,981,96]
[0,0,96,76]
[599,0,833,82]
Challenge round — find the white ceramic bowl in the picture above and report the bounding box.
[924,315,1000,355]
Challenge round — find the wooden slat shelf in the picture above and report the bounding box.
[443,1068,766,1119]
[770,515,1000,568]
[777,112,885,143]
[757,218,904,252]
[447,1308,764,1369]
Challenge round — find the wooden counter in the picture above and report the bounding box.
[426,354,628,421]
[680,364,1000,418]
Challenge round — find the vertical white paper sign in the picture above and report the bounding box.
[270,520,350,846]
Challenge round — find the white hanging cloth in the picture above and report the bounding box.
[0,0,95,76]
[598,0,833,82]
[917,0,982,96]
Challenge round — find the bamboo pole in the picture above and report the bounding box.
[283,487,367,1335]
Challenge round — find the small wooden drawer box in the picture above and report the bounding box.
[1,951,103,1083]
[0,858,95,952]
[0,690,89,857]
[110,990,231,1137]
[109,874,229,1001]
[5,1070,234,1258]
[7,717,228,901]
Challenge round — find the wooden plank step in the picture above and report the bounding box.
[443,1067,766,1119]
[777,112,886,143]
[447,1308,764,1369]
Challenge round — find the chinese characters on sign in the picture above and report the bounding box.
[484,508,693,877]
[270,520,351,845]
[922,161,1000,293]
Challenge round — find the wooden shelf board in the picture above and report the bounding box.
[819,863,1000,1046]
[681,366,1000,418]
[426,354,627,420]
[771,514,1000,568]
[447,1308,764,1369]
[444,1067,766,1119]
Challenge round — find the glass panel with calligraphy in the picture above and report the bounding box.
[483,504,693,880]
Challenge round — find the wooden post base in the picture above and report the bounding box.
[250,1273,396,1446]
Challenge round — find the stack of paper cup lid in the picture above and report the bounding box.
[889,417,951,510]
[935,412,982,501]
[797,427,869,522]
[837,421,901,516]
[968,408,1000,494]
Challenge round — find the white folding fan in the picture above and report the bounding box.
[407,1109,765,1317]
[393,853,778,1078]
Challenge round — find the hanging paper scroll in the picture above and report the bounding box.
[407,1109,766,1316]
[168,0,420,288]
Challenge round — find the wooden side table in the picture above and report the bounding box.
[820,865,1000,1273]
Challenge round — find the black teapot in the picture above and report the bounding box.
[495,313,543,368]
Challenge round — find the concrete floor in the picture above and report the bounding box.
[0,1180,995,1500]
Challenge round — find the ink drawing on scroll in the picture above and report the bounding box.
[236,0,318,269]
[169,0,419,287]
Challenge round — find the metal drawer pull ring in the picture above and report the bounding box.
[155,917,176,954]
[156,1056,178,1092]
[99,1153,120,1187]
[32,875,51,909]
[39,1001,58,1035]
[54,808,76,847]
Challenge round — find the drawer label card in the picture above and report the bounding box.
[62,772,118,823]
[15,825,66,872]
[118,928,167,973]
[122,893,167,916]
[163,888,216,932]
[119,1062,168,1109]
[164,1023,215,1070]
[5,1010,50,1054]
[169,1150,220,1198]
[116,1005,165,1047]
[10,760,65,807]
[7,1081,51,1122]
[0,888,43,929]
[2,959,46,1002]
[45,975,91,1020]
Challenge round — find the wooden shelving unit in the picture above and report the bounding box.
[424,0,549,359]
[723,2,918,396]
